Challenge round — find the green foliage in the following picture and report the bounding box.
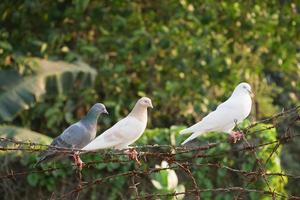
[0,58,96,122]
[151,160,185,199]
[27,173,39,187]
[0,0,299,127]
[0,0,299,199]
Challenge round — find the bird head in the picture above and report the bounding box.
[138,97,153,108]
[235,82,254,97]
[91,103,109,114]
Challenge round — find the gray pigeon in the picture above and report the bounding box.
[36,103,108,168]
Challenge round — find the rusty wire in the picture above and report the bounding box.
[0,106,299,199]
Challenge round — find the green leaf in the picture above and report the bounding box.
[74,0,90,13]
[0,58,97,122]
[0,41,13,51]
[27,173,39,187]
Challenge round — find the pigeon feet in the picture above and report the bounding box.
[124,148,141,165]
[73,154,85,170]
[229,131,243,143]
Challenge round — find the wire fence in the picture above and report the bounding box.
[0,106,299,199]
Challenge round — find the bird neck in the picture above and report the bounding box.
[128,104,147,123]
[82,109,99,125]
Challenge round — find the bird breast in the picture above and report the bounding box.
[233,94,252,122]
[78,122,97,142]
[122,117,147,140]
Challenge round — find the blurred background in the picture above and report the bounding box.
[0,0,299,199]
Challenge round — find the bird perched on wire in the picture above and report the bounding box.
[180,82,253,145]
[35,103,108,169]
[82,97,153,164]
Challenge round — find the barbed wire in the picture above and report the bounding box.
[1,105,299,154]
[0,105,299,199]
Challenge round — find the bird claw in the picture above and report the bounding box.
[229,131,243,143]
[124,148,141,165]
[73,154,85,170]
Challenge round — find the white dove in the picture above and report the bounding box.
[180,82,253,145]
[82,97,153,163]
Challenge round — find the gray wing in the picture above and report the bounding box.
[58,122,93,149]
[36,122,93,166]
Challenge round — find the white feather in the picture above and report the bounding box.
[82,116,146,151]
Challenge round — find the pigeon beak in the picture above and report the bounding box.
[104,109,109,114]
[149,103,153,108]
[248,89,254,97]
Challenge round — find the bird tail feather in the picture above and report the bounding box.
[180,122,203,135]
[34,156,47,167]
[34,151,56,167]
[181,131,203,145]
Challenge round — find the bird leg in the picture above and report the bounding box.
[124,148,141,165]
[229,131,243,143]
[72,153,85,170]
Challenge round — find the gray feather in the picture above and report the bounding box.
[35,103,107,166]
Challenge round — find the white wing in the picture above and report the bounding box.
[181,105,234,133]
[82,116,146,151]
